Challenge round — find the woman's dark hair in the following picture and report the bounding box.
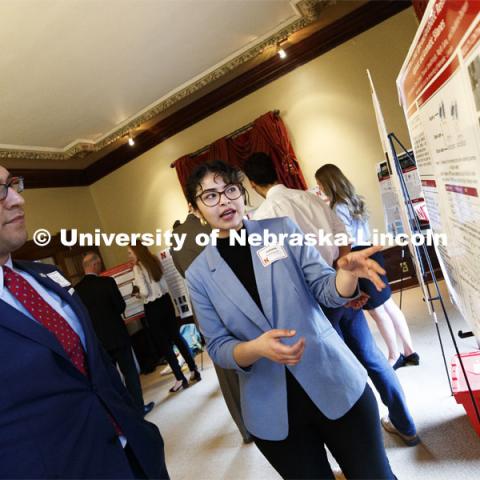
[130,244,163,282]
[186,160,245,207]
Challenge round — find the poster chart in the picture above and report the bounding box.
[377,161,405,235]
[367,70,431,309]
[397,0,480,339]
[398,152,431,228]
[377,152,430,235]
[157,249,193,319]
[102,263,144,322]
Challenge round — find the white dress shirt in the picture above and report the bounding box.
[252,184,347,266]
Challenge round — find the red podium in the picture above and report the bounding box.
[451,351,480,437]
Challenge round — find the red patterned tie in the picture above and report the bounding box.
[3,265,88,375]
[4,266,123,436]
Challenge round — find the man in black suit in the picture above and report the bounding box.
[76,251,154,416]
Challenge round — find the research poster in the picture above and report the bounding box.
[376,161,405,235]
[102,263,145,321]
[158,249,193,319]
[397,0,480,338]
[368,70,430,309]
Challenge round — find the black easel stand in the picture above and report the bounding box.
[388,132,480,425]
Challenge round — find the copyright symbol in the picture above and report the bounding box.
[33,229,51,246]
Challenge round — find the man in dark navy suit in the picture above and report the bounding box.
[76,251,155,417]
[0,165,169,479]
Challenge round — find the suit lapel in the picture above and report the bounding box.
[244,220,274,323]
[205,243,272,331]
[0,298,77,367]
[12,262,98,377]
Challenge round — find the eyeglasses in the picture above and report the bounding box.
[0,177,24,201]
[196,184,243,207]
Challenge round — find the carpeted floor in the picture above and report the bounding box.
[141,281,480,479]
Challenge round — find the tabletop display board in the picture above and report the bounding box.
[101,263,145,323]
[397,0,480,340]
[157,249,193,319]
[377,151,430,235]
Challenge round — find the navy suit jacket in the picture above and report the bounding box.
[0,260,168,479]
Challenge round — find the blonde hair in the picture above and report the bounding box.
[315,164,368,221]
[129,244,163,282]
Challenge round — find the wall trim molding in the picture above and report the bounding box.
[14,0,411,189]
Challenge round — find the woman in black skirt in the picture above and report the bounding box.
[315,163,419,370]
[128,244,201,391]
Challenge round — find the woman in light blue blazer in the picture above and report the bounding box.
[185,161,395,479]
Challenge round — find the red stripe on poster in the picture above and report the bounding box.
[418,56,460,107]
[445,184,479,196]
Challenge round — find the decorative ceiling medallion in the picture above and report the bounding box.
[0,0,332,162]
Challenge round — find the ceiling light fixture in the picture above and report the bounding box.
[128,134,135,146]
[276,38,288,60]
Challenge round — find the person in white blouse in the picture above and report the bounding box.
[315,163,419,370]
[128,244,201,392]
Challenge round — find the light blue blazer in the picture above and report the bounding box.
[186,217,367,440]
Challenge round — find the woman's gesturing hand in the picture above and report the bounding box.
[254,329,305,366]
[337,245,387,292]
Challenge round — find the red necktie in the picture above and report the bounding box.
[3,265,88,375]
[3,266,123,436]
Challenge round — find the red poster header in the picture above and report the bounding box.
[398,0,478,110]
[445,184,479,197]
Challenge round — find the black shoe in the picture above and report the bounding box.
[169,378,189,393]
[392,354,406,370]
[404,352,420,366]
[190,370,202,383]
[143,401,155,416]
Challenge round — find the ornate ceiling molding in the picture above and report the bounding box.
[0,0,332,163]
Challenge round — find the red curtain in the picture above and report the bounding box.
[173,111,307,198]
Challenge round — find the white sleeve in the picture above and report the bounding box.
[133,265,150,299]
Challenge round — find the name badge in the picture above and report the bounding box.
[257,245,287,267]
[47,271,71,288]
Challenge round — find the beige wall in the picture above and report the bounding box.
[26,8,419,267]
[21,186,115,266]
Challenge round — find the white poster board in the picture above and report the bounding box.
[157,249,193,319]
[367,70,431,310]
[102,263,144,321]
[376,161,406,235]
[397,0,480,339]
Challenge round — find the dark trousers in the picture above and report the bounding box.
[324,305,416,436]
[144,294,197,381]
[108,345,145,410]
[213,363,251,442]
[253,371,394,480]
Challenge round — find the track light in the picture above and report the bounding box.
[278,47,287,59]
[128,135,135,146]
